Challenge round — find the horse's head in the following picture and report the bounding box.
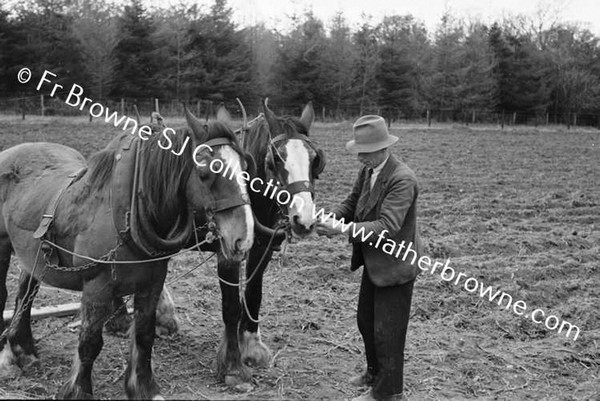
[259,99,326,238]
[184,106,254,261]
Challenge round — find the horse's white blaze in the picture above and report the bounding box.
[0,342,16,368]
[220,146,254,250]
[284,140,314,229]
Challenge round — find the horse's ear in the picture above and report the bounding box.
[216,103,233,125]
[261,97,281,135]
[184,104,209,143]
[299,101,315,131]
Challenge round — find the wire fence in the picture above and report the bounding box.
[1,95,599,129]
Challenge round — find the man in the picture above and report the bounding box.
[317,115,422,401]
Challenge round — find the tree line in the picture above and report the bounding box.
[1,0,600,124]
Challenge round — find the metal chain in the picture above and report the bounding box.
[42,222,212,272]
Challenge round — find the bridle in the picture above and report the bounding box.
[268,133,320,197]
[199,136,252,214]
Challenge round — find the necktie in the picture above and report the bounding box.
[356,168,373,214]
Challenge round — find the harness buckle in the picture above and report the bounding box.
[33,214,54,239]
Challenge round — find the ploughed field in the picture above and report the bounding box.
[0,116,598,400]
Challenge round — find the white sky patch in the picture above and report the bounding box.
[140,0,600,36]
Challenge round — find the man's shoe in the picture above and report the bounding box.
[348,371,375,387]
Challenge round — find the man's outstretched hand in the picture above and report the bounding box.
[316,221,344,238]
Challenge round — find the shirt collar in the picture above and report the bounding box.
[372,155,390,174]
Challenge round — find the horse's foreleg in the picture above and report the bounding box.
[124,265,166,400]
[217,255,251,388]
[0,238,19,378]
[6,272,39,371]
[239,245,274,368]
[58,275,112,400]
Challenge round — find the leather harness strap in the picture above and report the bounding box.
[33,168,86,240]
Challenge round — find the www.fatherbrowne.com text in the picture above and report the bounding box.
[200,148,582,341]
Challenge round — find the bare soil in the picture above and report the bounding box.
[0,116,598,400]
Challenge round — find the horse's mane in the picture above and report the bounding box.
[138,121,241,233]
[137,126,194,233]
[86,148,116,194]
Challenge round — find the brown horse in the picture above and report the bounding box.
[200,99,326,387]
[0,108,254,399]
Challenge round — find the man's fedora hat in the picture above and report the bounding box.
[346,115,398,153]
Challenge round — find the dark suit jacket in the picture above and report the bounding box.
[332,155,422,287]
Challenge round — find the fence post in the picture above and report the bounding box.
[573,113,577,127]
[40,95,44,116]
[512,112,516,126]
[121,98,125,116]
[155,98,160,114]
[427,109,431,127]
[472,109,476,124]
[205,100,212,121]
[322,106,325,122]
[501,111,505,130]
[545,113,549,125]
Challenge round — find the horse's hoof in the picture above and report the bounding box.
[0,363,21,379]
[18,353,39,370]
[155,318,179,337]
[224,374,243,387]
[240,331,272,368]
[234,382,253,393]
[225,375,253,392]
[0,343,21,378]
[57,384,93,400]
[155,288,179,336]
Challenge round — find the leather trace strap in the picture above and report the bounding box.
[33,168,86,239]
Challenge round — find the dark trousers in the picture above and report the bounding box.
[357,271,415,399]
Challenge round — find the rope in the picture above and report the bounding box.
[166,253,217,285]
[215,224,285,288]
